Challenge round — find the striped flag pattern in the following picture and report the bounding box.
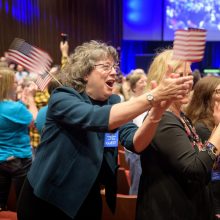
[35,66,61,91]
[173,28,207,62]
[5,38,52,74]
[35,72,53,91]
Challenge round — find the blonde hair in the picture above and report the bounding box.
[0,61,8,68]
[0,67,15,101]
[146,49,186,91]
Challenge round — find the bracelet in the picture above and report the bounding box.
[204,141,218,161]
[148,116,161,123]
[147,109,161,124]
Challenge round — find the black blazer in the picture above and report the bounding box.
[27,87,137,218]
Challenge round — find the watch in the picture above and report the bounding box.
[146,93,154,107]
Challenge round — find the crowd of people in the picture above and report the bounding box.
[0,39,220,220]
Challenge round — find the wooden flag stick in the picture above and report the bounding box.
[48,71,63,86]
[183,61,187,76]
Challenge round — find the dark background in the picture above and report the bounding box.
[0,0,122,66]
[0,0,219,75]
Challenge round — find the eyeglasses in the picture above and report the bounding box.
[215,89,220,94]
[94,63,120,74]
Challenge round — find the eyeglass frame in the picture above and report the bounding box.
[215,89,220,94]
[93,63,120,74]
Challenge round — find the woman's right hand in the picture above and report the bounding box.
[151,74,193,105]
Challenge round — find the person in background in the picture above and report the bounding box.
[60,40,69,69]
[124,68,147,195]
[35,66,61,135]
[0,60,8,68]
[134,49,220,220]
[17,40,192,220]
[112,71,125,102]
[29,83,50,156]
[112,82,125,102]
[185,76,220,220]
[192,69,202,89]
[8,62,16,71]
[129,69,147,97]
[0,56,6,62]
[0,67,37,211]
[121,73,131,101]
[15,65,29,82]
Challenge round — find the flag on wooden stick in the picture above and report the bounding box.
[173,28,207,62]
[35,66,62,91]
[5,38,53,74]
[35,72,53,91]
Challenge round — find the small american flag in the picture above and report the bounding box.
[5,38,52,74]
[35,72,53,91]
[173,28,207,62]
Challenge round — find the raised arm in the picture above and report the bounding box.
[109,75,192,131]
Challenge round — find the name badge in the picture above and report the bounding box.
[104,131,119,148]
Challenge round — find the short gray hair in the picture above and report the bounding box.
[59,40,118,92]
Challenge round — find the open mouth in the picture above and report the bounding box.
[105,80,115,88]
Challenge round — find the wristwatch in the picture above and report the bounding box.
[146,93,154,107]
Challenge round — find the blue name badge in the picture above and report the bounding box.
[104,131,119,148]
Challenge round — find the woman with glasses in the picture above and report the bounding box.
[17,40,192,220]
[185,76,220,220]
